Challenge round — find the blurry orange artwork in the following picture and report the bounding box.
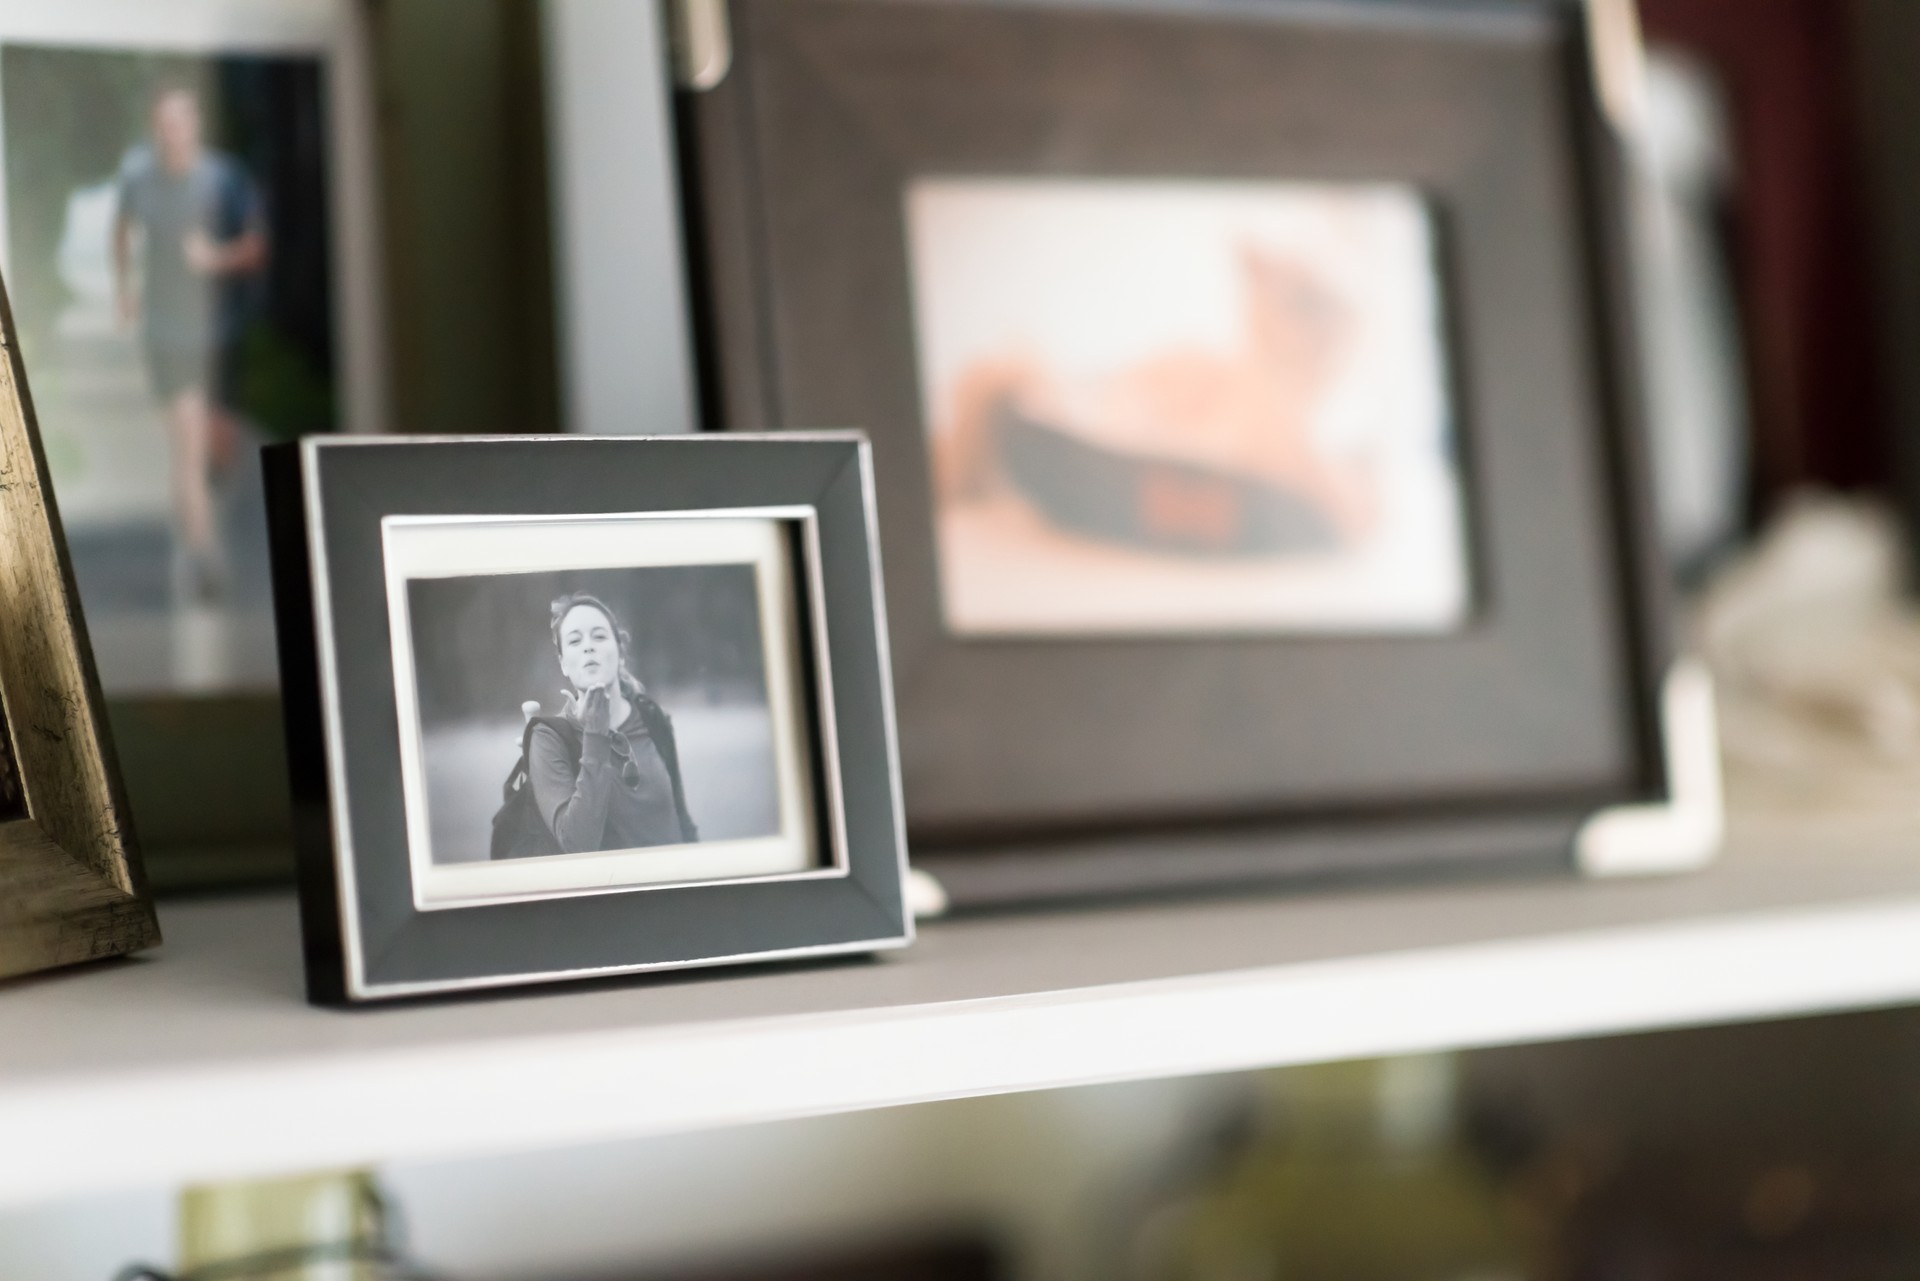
[907,178,1470,636]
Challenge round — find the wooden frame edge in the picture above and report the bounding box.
[0,271,159,981]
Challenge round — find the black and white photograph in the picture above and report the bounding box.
[386,512,825,909]
[0,0,377,694]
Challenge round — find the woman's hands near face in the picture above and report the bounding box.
[576,685,612,737]
[559,685,613,734]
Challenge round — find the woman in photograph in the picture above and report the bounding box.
[525,592,699,854]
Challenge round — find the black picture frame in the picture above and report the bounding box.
[264,433,910,1003]
[675,0,1712,904]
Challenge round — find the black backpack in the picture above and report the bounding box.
[486,701,700,860]
[489,715,580,861]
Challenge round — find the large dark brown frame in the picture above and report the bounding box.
[675,0,1691,904]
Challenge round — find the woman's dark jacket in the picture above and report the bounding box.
[525,694,698,853]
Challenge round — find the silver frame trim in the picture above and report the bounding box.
[302,437,371,998]
[858,436,916,941]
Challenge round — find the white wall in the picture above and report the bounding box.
[541,0,700,436]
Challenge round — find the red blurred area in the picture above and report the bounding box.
[1639,0,1887,503]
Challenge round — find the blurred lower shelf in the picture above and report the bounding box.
[4,815,1920,1206]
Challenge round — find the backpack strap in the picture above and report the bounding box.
[521,714,583,765]
[634,695,700,844]
[492,715,583,861]
[506,715,581,799]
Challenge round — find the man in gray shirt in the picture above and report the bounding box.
[113,83,267,598]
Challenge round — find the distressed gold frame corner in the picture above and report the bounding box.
[0,275,160,981]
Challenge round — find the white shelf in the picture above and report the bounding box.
[5,816,1920,1205]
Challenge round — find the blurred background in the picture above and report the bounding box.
[20,1014,1920,1281]
[15,0,1920,1278]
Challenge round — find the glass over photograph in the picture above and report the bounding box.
[385,514,825,909]
[0,38,339,692]
[907,177,1471,636]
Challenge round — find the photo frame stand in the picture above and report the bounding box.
[0,278,158,981]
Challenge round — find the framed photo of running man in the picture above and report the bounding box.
[0,0,382,695]
[264,434,909,1003]
[677,0,1719,903]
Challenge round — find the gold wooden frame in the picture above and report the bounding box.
[0,278,159,980]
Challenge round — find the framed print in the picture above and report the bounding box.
[264,433,909,1003]
[676,0,1720,902]
[0,0,384,884]
[908,176,1469,636]
[0,268,158,982]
